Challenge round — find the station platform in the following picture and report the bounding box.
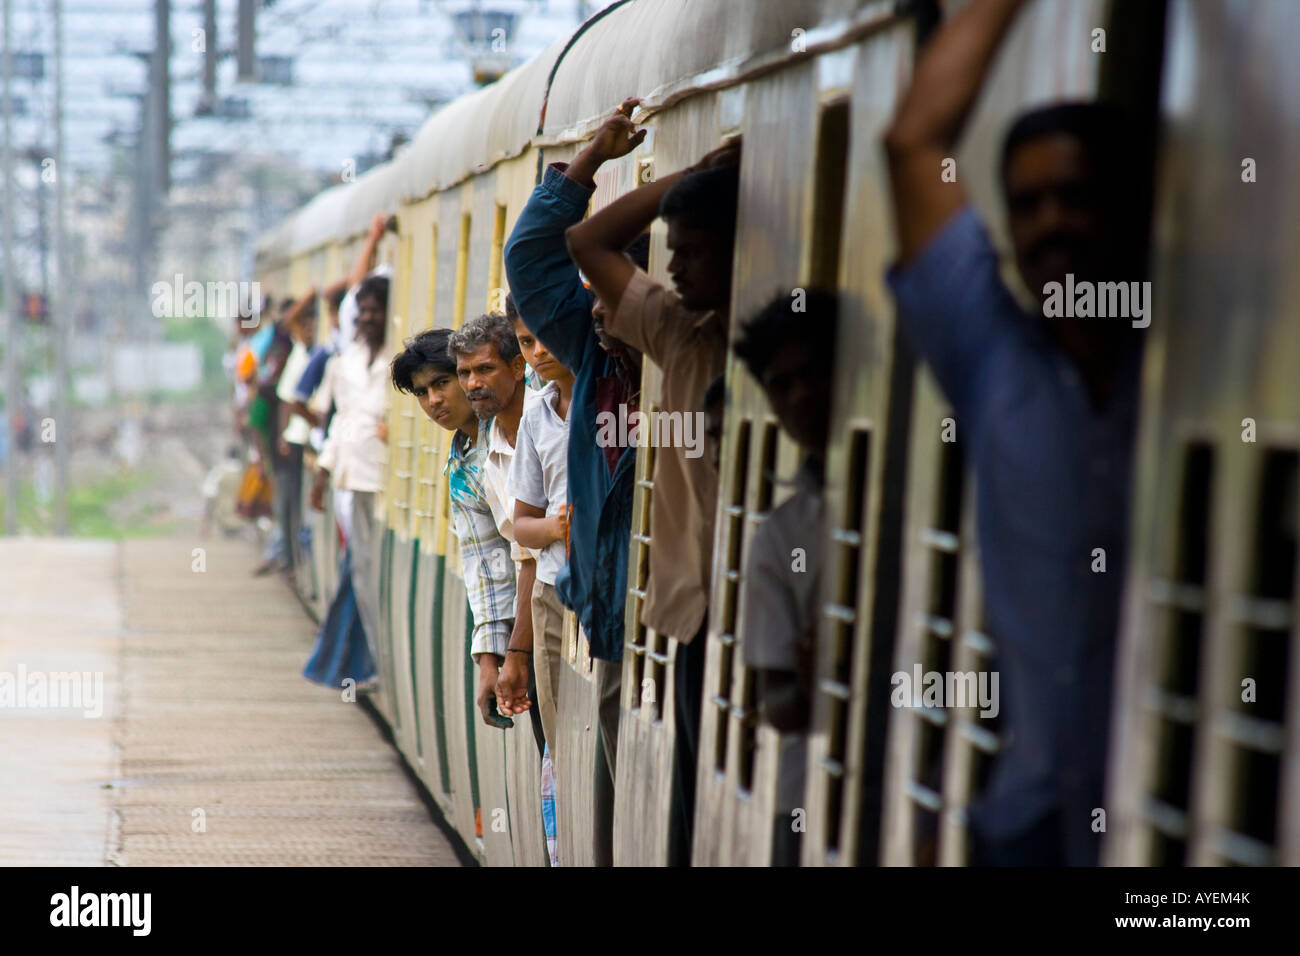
[0,537,462,867]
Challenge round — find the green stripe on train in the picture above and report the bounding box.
[409,544,423,760]
[429,552,452,795]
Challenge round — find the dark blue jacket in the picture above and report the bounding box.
[504,164,636,661]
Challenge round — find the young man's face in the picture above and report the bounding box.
[760,344,831,451]
[455,342,524,418]
[514,317,570,385]
[665,220,732,312]
[356,293,387,350]
[410,364,474,432]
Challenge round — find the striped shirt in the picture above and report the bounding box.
[445,426,516,659]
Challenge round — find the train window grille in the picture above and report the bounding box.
[936,476,997,867]
[740,421,780,790]
[628,408,665,722]
[711,417,753,776]
[391,234,418,530]
[820,425,871,856]
[902,428,965,863]
[1141,441,1214,864]
[1215,448,1294,864]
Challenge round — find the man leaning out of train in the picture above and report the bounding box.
[503,97,650,866]
[502,313,575,757]
[447,313,541,732]
[390,327,520,733]
[733,288,838,867]
[883,0,1149,865]
[566,112,740,866]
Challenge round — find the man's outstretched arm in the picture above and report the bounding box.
[567,136,739,325]
[505,99,645,369]
[346,213,390,291]
[883,0,1029,265]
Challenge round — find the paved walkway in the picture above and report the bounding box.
[0,537,462,867]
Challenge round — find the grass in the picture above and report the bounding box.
[0,468,181,538]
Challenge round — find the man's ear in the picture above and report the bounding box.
[511,353,526,381]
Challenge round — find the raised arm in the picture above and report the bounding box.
[346,214,390,292]
[283,287,317,328]
[883,0,1029,265]
[567,137,738,320]
[505,100,644,368]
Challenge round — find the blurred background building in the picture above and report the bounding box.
[0,0,616,533]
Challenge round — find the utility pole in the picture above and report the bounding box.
[52,0,68,534]
[237,0,256,81]
[200,0,217,113]
[2,0,19,535]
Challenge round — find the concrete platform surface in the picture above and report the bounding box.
[0,537,461,867]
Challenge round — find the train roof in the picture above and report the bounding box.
[256,0,888,270]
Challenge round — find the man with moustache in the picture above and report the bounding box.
[447,313,537,729]
[390,328,517,707]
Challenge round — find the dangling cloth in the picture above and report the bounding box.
[302,545,376,688]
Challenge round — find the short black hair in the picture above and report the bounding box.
[1000,100,1136,202]
[391,328,456,394]
[660,163,739,247]
[327,286,347,312]
[625,233,650,271]
[356,274,390,311]
[734,288,839,381]
[504,292,518,320]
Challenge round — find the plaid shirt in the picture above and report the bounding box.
[445,425,515,659]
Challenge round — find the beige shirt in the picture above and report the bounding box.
[317,341,390,492]
[608,268,727,643]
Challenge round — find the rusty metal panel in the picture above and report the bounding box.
[442,569,485,861]
[1107,0,1300,867]
[504,718,547,866]
[555,618,600,867]
[475,713,515,865]
[385,536,415,757]
[411,549,449,814]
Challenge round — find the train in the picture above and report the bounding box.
[253,0,1300,866]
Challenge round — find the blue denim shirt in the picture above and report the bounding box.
[504,164,637,661]
[887,206,1143,863]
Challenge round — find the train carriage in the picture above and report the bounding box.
[253,0,1299,866]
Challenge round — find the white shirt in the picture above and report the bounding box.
[482,388,541,565]
[507,381,569,586]
[316,341,390,492]
[276,342,313,446]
